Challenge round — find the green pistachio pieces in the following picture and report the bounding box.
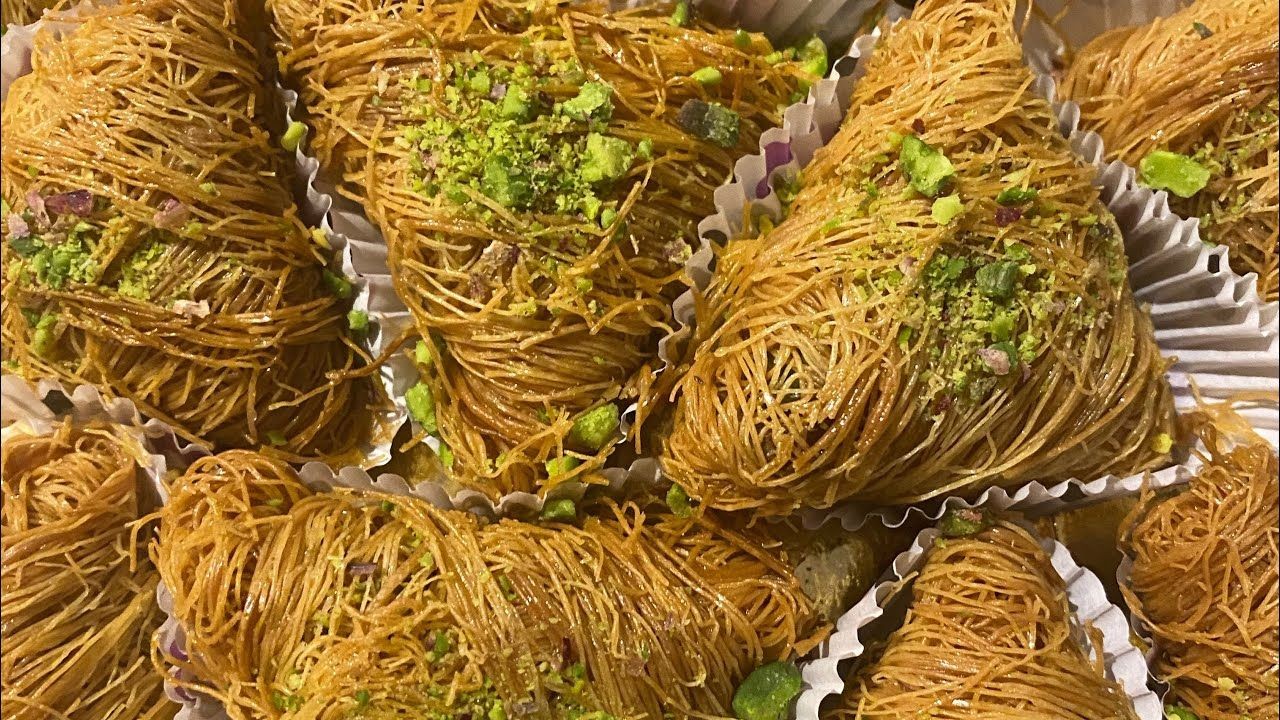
[1139,150,1210,198]
[666,483,694,518]
[540,498,577,521]
[405,382,438,433]
[732,662,802,720]
[931,194,963,225]
[568,403,620,451]
[899,134,956,197]
[938,507,991,537]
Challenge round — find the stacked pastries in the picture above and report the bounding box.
[1,0,1274,719]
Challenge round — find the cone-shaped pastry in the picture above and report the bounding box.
[1058,0,1279,301]
[154,450,823,719]
[662,0,1175,515]
[2,420,175,720]
[1,0,381,463]
[833,516,1139,719]
[265,0,820,498]
[1121,406,1279,720]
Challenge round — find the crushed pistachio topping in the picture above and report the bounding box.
[677,99,741,148]
[347,309,370,332]
[322,270,353,299]
[281,121,307,152]
[669,0,689,26]
[568,403,620,451]
[7,213,100,291]
[117,238,169,300]
[930,194,963,225]
[545,455,581,477]
[899,134,956,197]
[405,382,438,432]
[691,66,723,86]
[910,230,1110,406]
[541,498,577,521]
[938,507,991,537]
[1186,94,1277,240]
[399,57,635,220]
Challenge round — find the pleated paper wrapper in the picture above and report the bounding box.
[1020,0,1279,441]
[794,520,1164,720]
[0,375,205,492]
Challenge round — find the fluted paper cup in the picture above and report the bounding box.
[0,375,214,717]
[1020,0,1279,431]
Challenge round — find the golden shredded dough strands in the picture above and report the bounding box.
[266,0,816,498]
[154,450,823,719]
[1121,406,1279,719]
[833,518,1139,719]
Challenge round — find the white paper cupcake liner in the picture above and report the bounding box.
[795,519,1163,720]
[0,12,398,468]
[280,0,888,513]
[279,85,409,469]
[0,374,207,494]
[668,2,1278,529]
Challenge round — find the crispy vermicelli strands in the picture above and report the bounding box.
[1,0,380,463]
[661,0,1174,515]
[1120,407,1280,719]
[1058,0,1279,301]
[1,0,63,25]
[832,519,1138,719]
[153,451,820,719]
[265,0,815,497]
[1,420,176,720]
